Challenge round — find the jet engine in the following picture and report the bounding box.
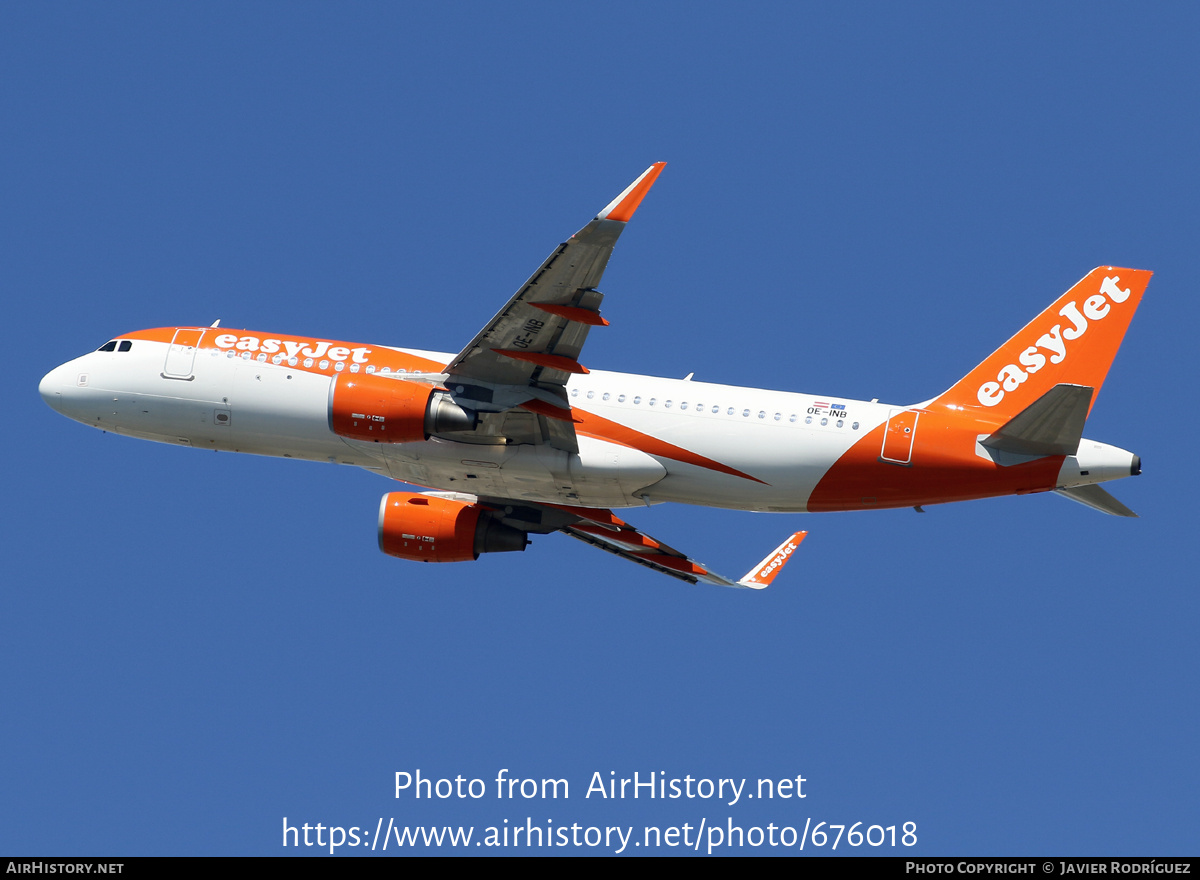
[377,492,528,563]
[329,372,476,442]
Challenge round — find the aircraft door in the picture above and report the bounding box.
[880,409,919,466]
[163,328,205,380]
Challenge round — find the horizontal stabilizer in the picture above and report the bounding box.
[1055,484,1137,517]
[981,384,1093,457]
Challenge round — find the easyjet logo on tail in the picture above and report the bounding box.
[976,276,1131,407]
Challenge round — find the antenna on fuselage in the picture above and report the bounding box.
[210,319,221,328]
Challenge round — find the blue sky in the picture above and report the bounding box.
[4,2,1198,855]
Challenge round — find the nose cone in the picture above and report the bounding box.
[39,365,67,413]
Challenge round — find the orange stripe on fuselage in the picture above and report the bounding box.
[807,407,1062,512]
[517,398,581,422]
[574,409,767,484]
[124,327,766,485]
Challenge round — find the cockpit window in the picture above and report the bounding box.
[98,341,117,352]
[118,340,132,352]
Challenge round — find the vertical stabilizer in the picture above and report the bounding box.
[934,267,1150,421]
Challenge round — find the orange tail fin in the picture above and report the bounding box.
[933,267,1151,420]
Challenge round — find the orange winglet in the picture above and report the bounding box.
[493,349,589,374]
[598,162,666,223]
[738,531,807,589]
[529,303,610,326]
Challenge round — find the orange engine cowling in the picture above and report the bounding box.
[378,493,529,563]
[328,372,476,442]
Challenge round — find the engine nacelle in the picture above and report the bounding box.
[377,493,528,563]
[329,372,476,442]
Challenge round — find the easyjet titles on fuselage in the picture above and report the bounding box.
[212,333,373,364]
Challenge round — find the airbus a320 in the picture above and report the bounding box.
[39,164,1148,587]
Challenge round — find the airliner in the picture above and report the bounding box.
[38,164,1148,588]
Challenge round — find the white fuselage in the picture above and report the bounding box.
[40,330,1137,516]
[38,335,893,512]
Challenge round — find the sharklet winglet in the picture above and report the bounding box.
[736,531,807,589]
[596,162,667,223]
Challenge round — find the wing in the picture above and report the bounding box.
[437,163,666,454]
[478,496,805,589]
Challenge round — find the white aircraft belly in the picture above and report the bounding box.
[374,433,667,508]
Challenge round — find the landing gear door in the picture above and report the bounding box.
[163,328,205,380]
[880,409,919,466]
